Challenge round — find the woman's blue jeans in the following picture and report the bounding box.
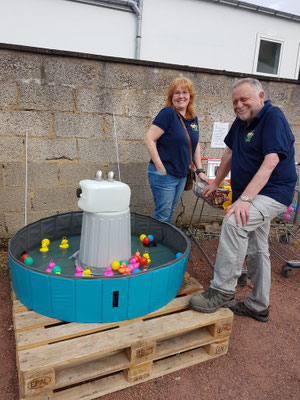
[148,163,187,224]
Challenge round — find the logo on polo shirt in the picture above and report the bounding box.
[245,130,255,142]
[190,123,199,132]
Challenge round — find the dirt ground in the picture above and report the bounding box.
[0,236,299,400]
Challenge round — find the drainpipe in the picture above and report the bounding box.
[107,0,143,59]
[135,0,143,59]
[86,0,143,59]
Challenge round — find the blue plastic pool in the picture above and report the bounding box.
[8,212,190,323]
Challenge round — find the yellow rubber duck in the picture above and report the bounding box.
[83,267,93,277]
[59,236,69,249]
[59,243,69,249]
[40,244,49,253]
[41,238,50,246]
[143,251,151,263]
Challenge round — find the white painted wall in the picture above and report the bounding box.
[142,0,300,79]
[0,0,299,79]
[0,0,136,58]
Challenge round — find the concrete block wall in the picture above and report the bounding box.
[0,45,299,238]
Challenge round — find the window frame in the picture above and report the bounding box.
[253,33,284,77]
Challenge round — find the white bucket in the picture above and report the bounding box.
[79,208,131,275]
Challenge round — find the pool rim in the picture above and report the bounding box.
[8,211,191,280]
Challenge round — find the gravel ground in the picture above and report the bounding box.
[0,237,299,400]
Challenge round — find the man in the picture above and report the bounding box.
[189,78,297,322]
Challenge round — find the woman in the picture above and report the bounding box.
[145,76,208,223]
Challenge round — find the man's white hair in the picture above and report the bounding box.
[232,78,263,94]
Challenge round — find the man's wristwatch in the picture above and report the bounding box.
[195,168,205,174]
[240,195,253,203]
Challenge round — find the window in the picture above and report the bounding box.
[253,35,284,76]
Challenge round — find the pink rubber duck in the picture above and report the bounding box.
[74,265,83,276]
[104,266,114,277]
[127,263,134,272]
[128,262,138,272]
[45,260,55,273]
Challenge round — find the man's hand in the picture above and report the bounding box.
[202,181,218,197]
[225,199,251,227]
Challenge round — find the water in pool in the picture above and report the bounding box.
[26,235,176,276]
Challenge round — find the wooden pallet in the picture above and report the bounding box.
[12,274,233,400]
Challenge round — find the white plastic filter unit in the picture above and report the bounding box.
[77,171,131,275]
[78,171,131,213]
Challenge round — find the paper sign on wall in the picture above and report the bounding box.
[211,122,229,148]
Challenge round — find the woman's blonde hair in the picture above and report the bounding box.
[165,77,196,119]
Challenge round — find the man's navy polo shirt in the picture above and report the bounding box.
[225,100,297,206]
[151,106,199,178]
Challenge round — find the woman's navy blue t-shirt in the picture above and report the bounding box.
[225,100,297,206]
[150,106,199,178]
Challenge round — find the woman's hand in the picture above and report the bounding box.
[156,168,167,176]
[198,171,209,183]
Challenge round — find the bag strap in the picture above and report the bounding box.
[177,112,193,168]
